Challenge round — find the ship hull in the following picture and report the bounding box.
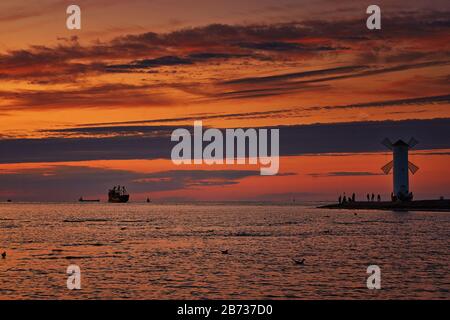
[108,195,129,203]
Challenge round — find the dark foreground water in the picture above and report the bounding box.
[0,203,448,299]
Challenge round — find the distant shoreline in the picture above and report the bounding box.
[0,200,331,208]
[1,199,449,211]
[319,199,450,212]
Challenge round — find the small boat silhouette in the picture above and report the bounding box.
[292,258,305,265]
[79,197,100,202]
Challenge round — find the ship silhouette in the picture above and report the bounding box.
[108,186,129,203]
[79,197,100,202]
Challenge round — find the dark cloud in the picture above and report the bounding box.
[106,55,193,72]
[59,109,296,127]
[415,151,450,156]
[303,94,450,112]
[188,52,248,60]
[0,135,168,163]
[221,65,366,85]
[0,83,173,110]
[221,61,450,90]
[0,166,260,201]
[1,118,449,164]
[294,61,450,85]
[238,42,346,52]
[303,10,450,40]
[106,53,250,72]
[213,61,449,101]
[212,84,328,100]
[133,169,261,188]
[308,171,384,178]
[45,125,178,137]
[278,118,450,155]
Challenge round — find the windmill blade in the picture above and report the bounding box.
[408,161,419,174]
[381,161,393,174]
[381,138,393,150]
[408,137,419,149]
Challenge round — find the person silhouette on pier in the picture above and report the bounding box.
[371,193,375,202]
[338,195,342,204]
[367,193,370,202]
[352,193,356,202]
[377,194,381,202]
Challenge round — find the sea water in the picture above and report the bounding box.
[0,203,448,299]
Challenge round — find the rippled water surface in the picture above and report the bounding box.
[0,203,448,299]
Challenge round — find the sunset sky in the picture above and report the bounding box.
[0,0,449,201]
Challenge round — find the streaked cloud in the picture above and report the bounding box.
[303,94,450,111]
[221,65,367,85]
[308,171,384,178]
[106,53,251,73]
[0,83,173,110]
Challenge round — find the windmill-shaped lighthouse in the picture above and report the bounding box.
[381,138,419,201]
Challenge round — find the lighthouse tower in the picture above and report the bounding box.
[381,138,419,201]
